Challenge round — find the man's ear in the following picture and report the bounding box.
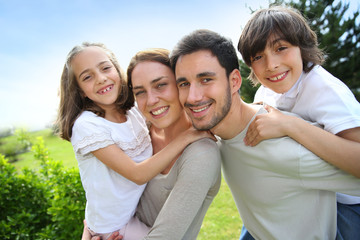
[229,69,242,94]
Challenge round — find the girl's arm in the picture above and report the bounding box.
[245,105,360,178]
[93,128,215,185]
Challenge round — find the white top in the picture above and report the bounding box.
[254,65,360,204]
[136,138,221,240]
[71,107,152,233]
[220,107,360,240]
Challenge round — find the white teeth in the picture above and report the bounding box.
[99,86,112,94]
[152,107,168,116]
[193,106,208,112]
[269,72,286,81]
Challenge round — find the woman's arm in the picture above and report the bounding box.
[244,105,360,178]
[143,139,221,239]
[93,128,215,185]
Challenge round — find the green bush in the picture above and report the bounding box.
[0,137,86,239]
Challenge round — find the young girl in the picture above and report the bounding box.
[57,42,212,240]
[238,5,360,240]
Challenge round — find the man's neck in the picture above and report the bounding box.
[211,95,258,140]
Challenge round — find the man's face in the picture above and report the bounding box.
[175,50,232,131]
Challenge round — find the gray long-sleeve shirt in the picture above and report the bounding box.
[136,138,221,240]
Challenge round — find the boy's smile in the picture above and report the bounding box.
[251,35,303,94]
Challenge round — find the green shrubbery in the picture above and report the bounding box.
[0,137,85,239]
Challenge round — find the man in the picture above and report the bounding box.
[170,29,360,240]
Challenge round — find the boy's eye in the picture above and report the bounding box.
[277,46,287,52]
[252,55,262,62]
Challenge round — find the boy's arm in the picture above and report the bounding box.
[245,105,360,178]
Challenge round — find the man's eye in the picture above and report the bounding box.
[157,83,167,89]
[202,78,212,83]
[178,82,189,88]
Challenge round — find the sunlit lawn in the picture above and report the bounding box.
[9,129,243,239]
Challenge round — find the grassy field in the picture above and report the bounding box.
[6,129,243,239]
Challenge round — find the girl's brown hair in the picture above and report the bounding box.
[238,5,325,85]
[56,42,134,141]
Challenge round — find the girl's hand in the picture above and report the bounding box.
[81,220,123,240]
[244,105,291,146]
[182,126,217,143]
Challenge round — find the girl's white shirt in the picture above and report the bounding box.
[71,107,153,233]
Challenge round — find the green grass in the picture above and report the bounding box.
[12,129,78,170]
[5,129,243,239]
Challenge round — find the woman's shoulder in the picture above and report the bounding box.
[181,138,221,163]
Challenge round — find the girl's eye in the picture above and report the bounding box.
[83,75,91,81]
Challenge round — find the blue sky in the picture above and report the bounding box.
[0,0,359,131]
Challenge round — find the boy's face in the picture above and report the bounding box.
[250,34,303,94]
[175,50,232,131]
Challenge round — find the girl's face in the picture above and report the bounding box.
[131,61,183,129]
[250,34,303,94]
[72,46,121,111]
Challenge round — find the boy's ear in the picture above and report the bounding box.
[229,69,242,94]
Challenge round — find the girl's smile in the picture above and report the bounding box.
[97,84,114,95]
[71,46,121,110]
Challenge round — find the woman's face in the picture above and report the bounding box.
[131,61,183,129]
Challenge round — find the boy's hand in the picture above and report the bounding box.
[244,105,289,146]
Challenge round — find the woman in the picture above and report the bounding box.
[84,48,221,239]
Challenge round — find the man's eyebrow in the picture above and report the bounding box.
[197,71,216,78]
[176,77,187,84]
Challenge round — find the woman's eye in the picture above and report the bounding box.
[134,91,145,96]
[103,66,112,71]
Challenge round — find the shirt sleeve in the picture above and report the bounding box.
[144,138,222,240]
[71,113,114,156]
[299,70,360,134]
